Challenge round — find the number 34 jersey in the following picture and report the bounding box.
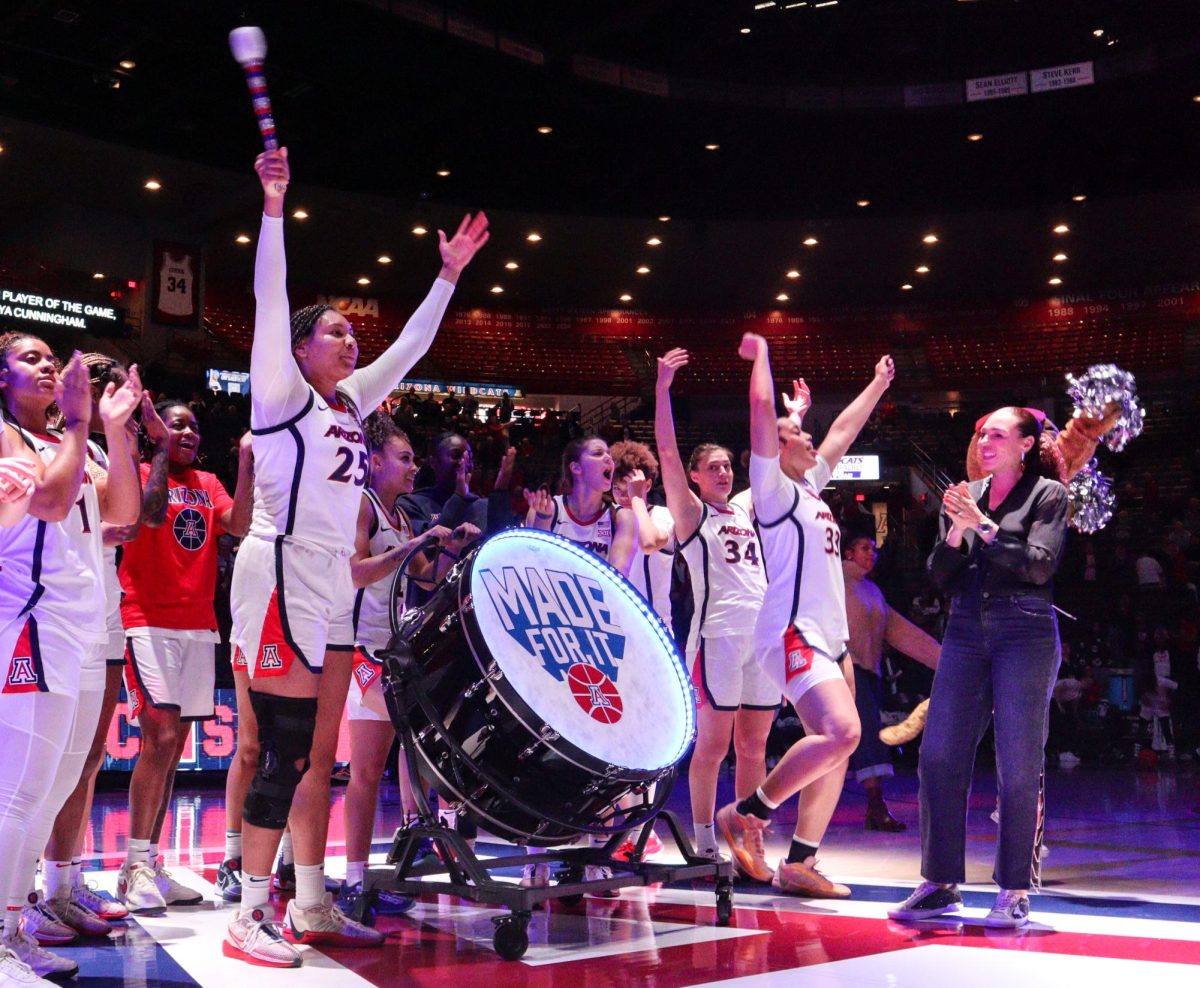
[677,495,767,655]
[249,385,368,552]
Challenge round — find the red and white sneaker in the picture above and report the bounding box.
[284,894,385,947]
[19,894,76,947]
[72,881,129,921]
[116,862,166,914]
[47,893,111,937]
[223,908,301,968]
[151,860,204,906]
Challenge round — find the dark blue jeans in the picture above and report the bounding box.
[918,592,1060,890]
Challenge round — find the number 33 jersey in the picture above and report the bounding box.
[748,452,847,660]
[677,495,767,655]
[249,385,368,551]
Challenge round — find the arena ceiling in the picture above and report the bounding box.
[2,0,1200,310]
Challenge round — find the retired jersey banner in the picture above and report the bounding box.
[1030,60,1094,94]
[151,240,202,329]
[966,71,1029,102]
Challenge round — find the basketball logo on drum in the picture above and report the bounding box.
[567,663,623,724]
[172,507,207,550]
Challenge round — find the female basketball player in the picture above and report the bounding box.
[523,435,636,890]
[342,412,478,903]
[118,399,253,913]
[653,349,772,868]
[716,334,894,898]
[609,440,675,629]
[224,147,487,968]
[0,337,141,982]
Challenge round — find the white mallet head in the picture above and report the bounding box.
[229,26,268,65]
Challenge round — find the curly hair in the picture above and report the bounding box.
[289,303,336,348]
[364,410,410,454]
[79,352,127,390]
[610,440,658,482]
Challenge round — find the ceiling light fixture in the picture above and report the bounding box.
[377,254,392,264]
[636,265,651,275]
[856,199,870,207]
[619,294,633,302]
[1072,194,1087,202]
[922,233,939,244]
[915,265,930,274]
[490,285,505,294]
[118,60,136,70]
[900,283,913,290]
[776,293,789,302]
[814,0,838,7]
[235,234,251,244]
[658,215,671,222]
[436,169,451,177]
[1053,223,1070,234]
[412,225,428,235]
[967,133,983,142]
[1053,253,1068,262]
[786,269,801,279]
[740,27,751,34]
[803,236,818,246]
[292,208,309,220]
[143,179,161,190]
[704,143,720,151]
[356,277,370,286]
[526,232,542,242]
[1048,277,1063,286]
[92,272,104,279]
[646,237,662,246]
[505,261,519,270]
[537,125,553,135]
[1093,29,1104,38]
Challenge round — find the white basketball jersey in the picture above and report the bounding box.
[158,253,194,317]
[678,496,766,654]
[353,490,413,651]
[627,504,675,628]
[0,427,107,642]
[753,455,847,659]
[87,441,124,634]
[249,386,368,552]
[549,495,616,560]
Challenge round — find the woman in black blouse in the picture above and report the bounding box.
[890,407,1069,929]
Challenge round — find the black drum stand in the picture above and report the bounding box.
[348,641,733,961]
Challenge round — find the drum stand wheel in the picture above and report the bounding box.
[491,911,532,960]
[715,879,733,926]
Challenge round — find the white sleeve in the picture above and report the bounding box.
[342,278,455,413]
[749,452,796,523]
[250,214,309,422]
[808,453,834,491]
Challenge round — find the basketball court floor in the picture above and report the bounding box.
[60,763,1200,987]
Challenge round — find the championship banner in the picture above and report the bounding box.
[966,71,1029,102]
[1030,61,1094,94]
[150,240,202,329]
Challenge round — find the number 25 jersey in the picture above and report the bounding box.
[249,386,368,552]
[677,496,766,654]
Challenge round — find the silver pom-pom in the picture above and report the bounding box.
[1064,363,1145,453]
[1068,458,1115,534]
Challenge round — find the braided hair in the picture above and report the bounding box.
[289,304,335,348]
[364,410,410,454]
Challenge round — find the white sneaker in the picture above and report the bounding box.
[283,894,384,947]
[2,930,78,979]
[223,908,301,968]
[984,889,1030,928]
[116,861,166,914]
[48,893,111,937]
[18,895,75,946]
[151,860,204,906]
[520,862,551,888]
[584,864,620,899]
[72,881,129,921]
[0,945,56,987]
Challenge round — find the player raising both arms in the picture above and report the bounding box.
[224,147,487,968]
[653,348,773,867]
[717,335,894,898]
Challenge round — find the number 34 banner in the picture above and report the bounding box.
[150,240,203,328]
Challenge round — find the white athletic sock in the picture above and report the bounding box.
[125,838,150,869]
[43,860,72,902]
[278,831,295,867]
[756,786,781,811]
[294,863,325,910]
[345,861,366,889]
[694,822,718,852]
[239,874,271,917]
[69,858,82,889]
[148,843,159,867]
[224,830,242,863]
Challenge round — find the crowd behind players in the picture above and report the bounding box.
[179,384,1200,775]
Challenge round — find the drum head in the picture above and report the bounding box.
[468,529,694,773]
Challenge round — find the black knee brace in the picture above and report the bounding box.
[243,691,319,830]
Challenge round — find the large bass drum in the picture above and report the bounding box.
[383,529,695,846]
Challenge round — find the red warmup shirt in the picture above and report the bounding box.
[119,463,233,631]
